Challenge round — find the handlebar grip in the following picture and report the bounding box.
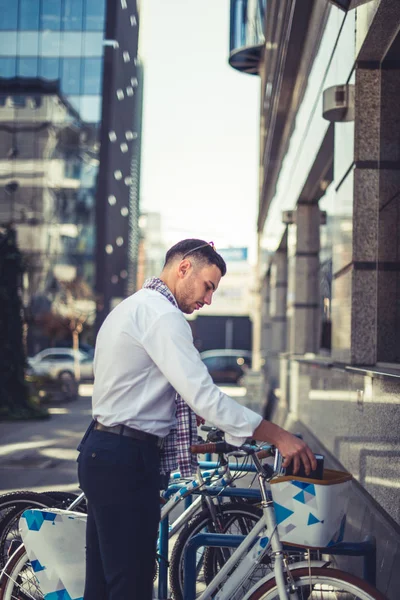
[200,425,213,432]
[256,448,273,460]
[190,441,236,455]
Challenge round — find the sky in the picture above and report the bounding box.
[139,0,261,262]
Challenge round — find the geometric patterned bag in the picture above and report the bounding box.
[270,469,352,548]
[20,508,86,600]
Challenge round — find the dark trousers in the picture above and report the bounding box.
[77,429,161,600]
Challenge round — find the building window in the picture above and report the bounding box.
[62,0,84,31]
[82,58,102,94]
[0,1,18,29]
[17,57,39,77]
[19,0,40,30]
[0,58,16,78]
[40,31,62,56]
[61,58,82,94]
[40,0,62,31]
[84,0,106,31]
[39,57,60,80]
[62,33,84,57]
[18,32,40,56]
[0,33,18,55]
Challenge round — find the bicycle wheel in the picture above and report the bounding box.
[0,492,54,568]
[245,566,387,600]
[0,544,43,600]
[169,502,262,600]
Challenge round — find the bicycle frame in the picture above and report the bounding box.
[182,472,285,600]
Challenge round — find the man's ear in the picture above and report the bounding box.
[178,259,191,278]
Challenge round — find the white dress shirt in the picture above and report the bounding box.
[92,288,262,446]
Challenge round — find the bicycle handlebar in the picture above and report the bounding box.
[190,441,237,455]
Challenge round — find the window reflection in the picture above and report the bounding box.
[40,0,62,31]
[83,58,102,94]
[0,33,18,55]
[62,0,83,31]
[41,31,62,56]
[85,0,106,31]
[79,96,102,122]
[0,58,16,78]
[61,58,81,94]
[17,57,38,77]
[0,0,106,352]
[62,33,84,57]
[18,32,40,56]
[39,57,60,80]
[19,0,40,30]
[0,1,18,30]
[83,33,104,57]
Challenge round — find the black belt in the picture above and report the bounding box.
[94,422,164,448]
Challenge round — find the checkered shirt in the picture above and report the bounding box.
[143,277,198,477]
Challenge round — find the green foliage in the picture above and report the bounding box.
[0,229,48,420]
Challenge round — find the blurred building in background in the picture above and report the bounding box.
[190,247,253,352]
[229,0,400,597]
[0,0,142,353]
[136,211,167,288]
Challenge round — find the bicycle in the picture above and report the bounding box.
[182,440,387,600]
[0,446,265,599]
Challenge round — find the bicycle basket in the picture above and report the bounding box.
[20,508,87,599]
[269,469,352,548]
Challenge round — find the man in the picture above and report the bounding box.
[78,238,316,600]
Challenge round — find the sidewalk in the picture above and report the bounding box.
[0,384,254,496]
[0,385,93,494]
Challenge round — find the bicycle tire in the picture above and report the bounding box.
[0,543,43,600]
[245,566,387,600]
[169,501,262,600]
[0,491,55,568]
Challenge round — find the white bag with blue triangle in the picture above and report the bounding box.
[19,508,87,600]
[269,469,352,548]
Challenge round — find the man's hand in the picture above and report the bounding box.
[274,429,317,475]
[252,420,317,476]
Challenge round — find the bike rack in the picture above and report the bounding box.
[183,533,377,600]
[158,482,261,598]
[158,480,264,597]
[184,533,245,600]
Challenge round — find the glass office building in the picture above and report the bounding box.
[0,0,141,352]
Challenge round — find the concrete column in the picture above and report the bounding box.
[287,202,321,355]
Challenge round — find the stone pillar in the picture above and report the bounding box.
[269,244,288,387]
[349,66,380,365]
[260,269,271,363]
[376,67,400,363]
[287,202,321,355]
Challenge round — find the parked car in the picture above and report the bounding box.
[27,348,94,381]
[200,349,252,384]
[56,341,95,358]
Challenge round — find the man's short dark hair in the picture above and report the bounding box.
[164,239,227,276]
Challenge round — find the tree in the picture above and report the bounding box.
[0,228,47,419]
[51,276,96,379]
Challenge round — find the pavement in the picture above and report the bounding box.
[0,384,250,495]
